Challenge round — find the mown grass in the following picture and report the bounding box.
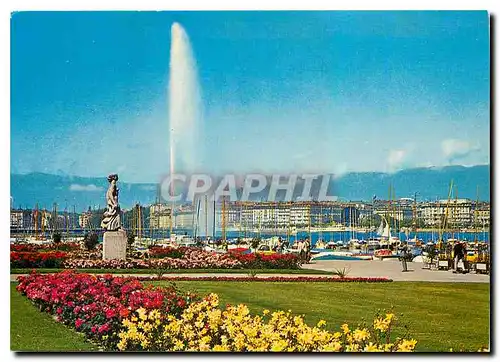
[11,268,333,275]
[11,280,489,352]
[10,283,96,352]
[150,280,490,352]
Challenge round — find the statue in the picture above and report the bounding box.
[101,174,122,231]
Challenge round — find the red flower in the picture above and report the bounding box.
[98,323,110,334]
[105,308,116,319]
[119,307,130,318]
[75,318,84,329]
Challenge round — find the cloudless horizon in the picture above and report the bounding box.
[11,11,490,183]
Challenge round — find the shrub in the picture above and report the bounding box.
[332,267,350,278]
[148,246,185,259]
[84,232,99,251]
[251,237,261,250]
[127,233,135,248]
[52,232,62,245]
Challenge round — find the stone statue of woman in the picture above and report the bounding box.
[101,174,122,231]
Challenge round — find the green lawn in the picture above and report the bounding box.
[10,284,97,352]
[11,280,490,352]
[150,280,490,352]
[11,268,332,275]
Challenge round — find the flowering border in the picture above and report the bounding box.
[15,271,411,352]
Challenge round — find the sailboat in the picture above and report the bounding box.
[373,215,400,259]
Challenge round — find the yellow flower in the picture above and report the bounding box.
[270,340,288,352]
[112,291,416,353]
[346,343,360,352]
[373,318,389,332]
[352,328,370,342]
[321,341,342,352]
[341,323,350,334]
[383,343,395,352]
[363,342,382,352]
[316,320,327,328]
[140,339,150,349]
[397,339,417,352]
[117,340,127,351]
[137,307,147,321]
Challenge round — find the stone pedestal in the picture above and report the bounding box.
[103,230,127,260]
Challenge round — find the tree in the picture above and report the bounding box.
[52,231,62,246]
[251,237,261,251]
[84,232,99,251]
[127,232,135,248]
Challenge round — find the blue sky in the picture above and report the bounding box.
[11,11,490,183]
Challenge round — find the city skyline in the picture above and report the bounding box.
[11,11,490,183]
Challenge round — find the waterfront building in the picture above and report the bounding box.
[149,203,172,229]
[174,211,194,229]
[10,209,24,229]
[78,209,92,229]
[419,199,472,227]
[475,202,490,227]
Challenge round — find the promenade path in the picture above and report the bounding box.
[10,259,489,283]
[302,259,490,283]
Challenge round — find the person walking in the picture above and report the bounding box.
[399,242,409,272]
[453,241,465,273]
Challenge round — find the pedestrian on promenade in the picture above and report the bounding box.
[399,242,409,272]
[453,241,465,274]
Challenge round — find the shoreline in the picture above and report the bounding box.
[226,227,490,234]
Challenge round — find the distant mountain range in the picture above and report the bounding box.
[10,165,490,211]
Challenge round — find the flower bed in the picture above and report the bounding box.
[231,252,302,269]
[63,252,242,270]
[135,276,393,283]
[118,293,416,352]
[148,246,186,259]
[16,271,197,350]
[61,247,301,270]
[11,251,69,268]
[11,242,81,252]
[16,271,414,352]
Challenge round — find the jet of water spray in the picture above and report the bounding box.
[169,22,201,177]
[169,22,210,236]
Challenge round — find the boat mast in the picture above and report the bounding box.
[212,197,216,239]
[308,202,312,243]
[454,185,458,240]
[439,180,454,248]
[413,192,418,242]
[65,202,69,240]
[205,195,208,239]
[221,196,226,243]
[474,186,479,243]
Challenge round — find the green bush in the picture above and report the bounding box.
[52,232,62,245]
[84,232,99,251]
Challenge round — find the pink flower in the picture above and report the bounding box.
[98,323,109,334]
[105,309,116,319]
[75,318,84,329]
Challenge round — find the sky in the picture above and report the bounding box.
[11,11,490,183]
